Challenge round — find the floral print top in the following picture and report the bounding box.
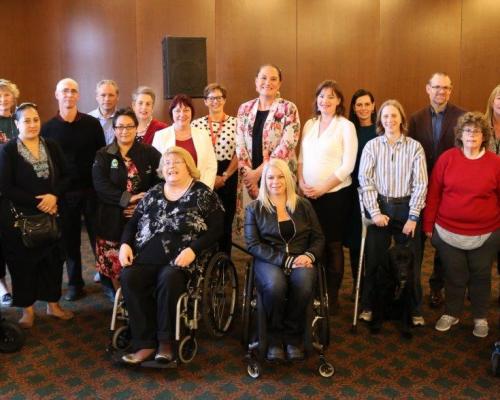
[236,97,300,172]
[122,180,224,266]
[234,97,300,232]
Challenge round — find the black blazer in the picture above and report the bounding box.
[92,141,161,241]
[408,103,465,174]
[244,196,325,269]
[0,137,69,230]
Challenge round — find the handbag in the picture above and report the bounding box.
[11,206,61,248]
[10,138,61,248]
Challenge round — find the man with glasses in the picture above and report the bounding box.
[42,78,105,301]
[89,79,120,145]
[409,72,465,309]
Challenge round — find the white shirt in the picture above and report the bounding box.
[152,125,217,189]
[299,116,358,193]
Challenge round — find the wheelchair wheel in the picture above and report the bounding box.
[241,262,255,348]
[202,252,238,338]
[0,320,25,353]
[112,325,131,351]
[178,335,198,364]
[312,264,330,349]
[247,361,261,379]
[318,361,335,378]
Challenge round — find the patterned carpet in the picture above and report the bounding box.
[1,235,499,399]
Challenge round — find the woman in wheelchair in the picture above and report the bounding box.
[244,158,324,361]
[118,146,224,365]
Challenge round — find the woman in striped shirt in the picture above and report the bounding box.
[358,99,428,327]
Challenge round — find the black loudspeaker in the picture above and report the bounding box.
[162,36,207,99]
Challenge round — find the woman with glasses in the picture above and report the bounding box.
[119,147,223,364]
[423,112,500,338]
[0,79,20,307]
[0,103,73,327]
[92,108,161,290]
[192,83,238,254]
[131,86,167,145]
[153,94,217,188]
[235,64,300,231]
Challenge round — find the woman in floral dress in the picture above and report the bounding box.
[93,108,161,290]
[235,64,300,231]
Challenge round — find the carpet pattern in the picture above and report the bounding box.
[0,237,499,399]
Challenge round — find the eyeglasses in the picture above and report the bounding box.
[114,125,136,131]
[205,96,224,102]
[430,85,452,92]
[462,128,482,136]
[15,102,38,112]
[164,160,185,167]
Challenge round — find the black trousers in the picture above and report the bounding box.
[60,189,97,288]
[432,229,500,319]
[0,241,5,279]
[361,200,423,315]
[120,263,188,349]
[215,160,237,255]
[7,246,64,308]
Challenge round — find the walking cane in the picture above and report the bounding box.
[351,187,373,333]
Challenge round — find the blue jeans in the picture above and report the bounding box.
[254,260,316,346]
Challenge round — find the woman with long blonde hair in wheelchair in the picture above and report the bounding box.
[244,158,324,361]
[118,147,224,365]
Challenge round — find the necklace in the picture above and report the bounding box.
[137,117,153,137]
[208,114,226,145]
[164,179,194,201]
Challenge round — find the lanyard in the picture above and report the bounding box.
[208,114,226,146]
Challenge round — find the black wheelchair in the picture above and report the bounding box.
[239,246,334,378]
[0,307,25,353]
[108,249,238,367]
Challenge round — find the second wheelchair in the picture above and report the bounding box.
[240,256,335,378]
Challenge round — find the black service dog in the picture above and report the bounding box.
[370,243,414,339]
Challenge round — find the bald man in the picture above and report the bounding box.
[42,78,105,301]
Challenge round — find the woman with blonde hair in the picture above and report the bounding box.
[131,86,167,145]
[485,84,500,155]
[119,146,224,364]
[245,158,324,361]
[0,79,20,307]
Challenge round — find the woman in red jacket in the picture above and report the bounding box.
[423,112,500,338]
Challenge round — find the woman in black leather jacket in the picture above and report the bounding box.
[244,158,324,361]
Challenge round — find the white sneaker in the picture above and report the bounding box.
[412,316,426,326]
[435,314,459,332]
[359,310,372,322]
[472,319,488,338]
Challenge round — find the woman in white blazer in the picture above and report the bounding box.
[152,94,217,188]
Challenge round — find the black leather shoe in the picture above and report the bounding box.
[64,287,85,302]
[286,344,304,361]
[266,345,285,361]
[429,289,443,308]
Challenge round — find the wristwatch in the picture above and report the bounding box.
[408,214,419,222]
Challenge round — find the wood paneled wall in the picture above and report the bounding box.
[2,0,498,123]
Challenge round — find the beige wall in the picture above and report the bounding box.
[2,0,498,123]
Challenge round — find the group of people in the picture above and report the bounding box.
[0,67,498,363]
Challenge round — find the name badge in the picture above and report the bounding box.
[111,159,119,169]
